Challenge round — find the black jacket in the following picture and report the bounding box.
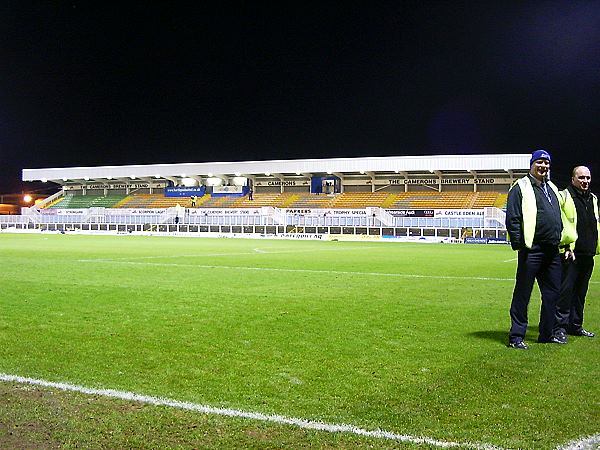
[506,174,562,250]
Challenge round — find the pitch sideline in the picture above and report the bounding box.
[0,372,502,449]
[2,373,598,449]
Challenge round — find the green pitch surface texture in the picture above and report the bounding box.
[1,233,598,449]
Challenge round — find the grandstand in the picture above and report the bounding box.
[1,154,530,241]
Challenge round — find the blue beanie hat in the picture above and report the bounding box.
[530,149,551,166]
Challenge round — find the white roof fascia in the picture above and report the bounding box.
[22,154,531,182]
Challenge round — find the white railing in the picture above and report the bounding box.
[484,207,506,228]
[33,189,65,209]
[262,206,287,225]
[367,207,394,226]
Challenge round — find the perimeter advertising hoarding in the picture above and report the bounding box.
[464,237,509,244]
[434,209,484,217]
[164,186,206,197]
[285,209,367,215]
[387,210,435,217]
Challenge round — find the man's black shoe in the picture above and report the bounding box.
[508,340,529,350]
[554,330,568,343]
[569,329,595,337]
[538,336,567,344]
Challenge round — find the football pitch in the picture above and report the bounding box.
[1,233,599,449]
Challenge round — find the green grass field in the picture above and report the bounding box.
[1,233,599,449]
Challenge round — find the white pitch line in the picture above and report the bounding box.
[0,373,503,450]
[77,259,516,282]
[556,434,600,450]
[499,258,600,285]
[93,246,379,261]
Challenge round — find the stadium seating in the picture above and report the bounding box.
[116,194,160,208]
[330,192,392,209]
[43,190,508,210]
[494,193,508,209]
[471,192,500,208]
[388,191,474,209]
[46,193,74,208]
[232,192,294,208]
[284,193,337,209]
[48,194,126,209]
[192,195,241,208]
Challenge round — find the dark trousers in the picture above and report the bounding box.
[509,244,561,342]
[555,255,594,334]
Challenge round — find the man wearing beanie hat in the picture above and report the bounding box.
[506,149,566,349]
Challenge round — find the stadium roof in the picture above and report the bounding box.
[23,154,531,186]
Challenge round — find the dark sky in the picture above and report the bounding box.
[2,1,600,193]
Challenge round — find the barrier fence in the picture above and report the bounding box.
[0,206,508,242]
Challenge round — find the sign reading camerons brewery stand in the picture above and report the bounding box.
[388,177,498,185]
[63,182,168,190]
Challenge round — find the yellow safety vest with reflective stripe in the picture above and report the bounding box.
[510,176,561,249]
[559,188,600,254]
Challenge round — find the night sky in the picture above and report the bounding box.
[2,2,600,194]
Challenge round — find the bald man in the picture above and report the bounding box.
[555,166,599,342]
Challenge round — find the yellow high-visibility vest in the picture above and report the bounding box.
[560,188,600,254]
[509,176,561,249]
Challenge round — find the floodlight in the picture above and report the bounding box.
[181,177,197,187]
[206,177,222,186]
[23,194,32,203]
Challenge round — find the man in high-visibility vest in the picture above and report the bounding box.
[506,150,565,349]
[554,166,598,342]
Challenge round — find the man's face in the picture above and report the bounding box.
[572,166,591,192]
[530,159,550,181]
